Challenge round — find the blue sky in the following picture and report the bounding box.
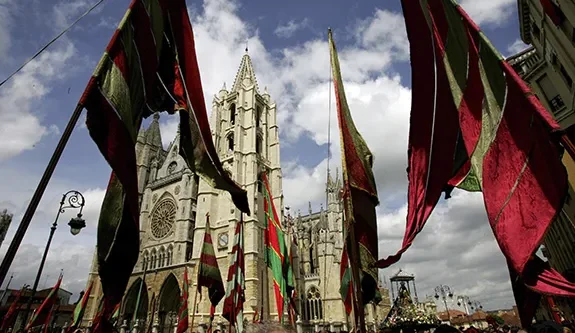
[0,0,531,310]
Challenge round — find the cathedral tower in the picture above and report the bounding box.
[192,49,283,323]
[81,50,285,330]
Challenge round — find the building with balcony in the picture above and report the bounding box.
[509,0,575,321]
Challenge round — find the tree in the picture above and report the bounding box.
[0,209,13,243]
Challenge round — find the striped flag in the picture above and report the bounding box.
[176,268,189,333]
[222,218,245,333]
[79,1,250,328]
[111,302,121,324]
[26,274,62,330]
[197,213,225,330]
[1,285,26,330]
[66,281,94,333]
[43,304,58,333]
[329,29,380,320]
[377,0,575,325]
[261,173,287,323]
[339,246,353,315]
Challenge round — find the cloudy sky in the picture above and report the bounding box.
[0,0,532,311]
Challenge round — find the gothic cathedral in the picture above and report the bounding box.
[82,52,390,333]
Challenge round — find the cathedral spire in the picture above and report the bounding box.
[145,112,163,148]
[231,52,259,92]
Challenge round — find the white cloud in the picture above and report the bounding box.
[274,18,310,38]
[0,0,520,310]
[0,42,76,160]
[459,0,517,26]
[52,0,91,30]
[0,166,105,301]
[506,38,531,56]
[179,0,516,310]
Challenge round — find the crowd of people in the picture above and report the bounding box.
[242,321,575,333]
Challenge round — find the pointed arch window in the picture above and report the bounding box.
[159,247,166,267]
[256,106,262,128]
[142,251,149,271]
[227,134,234,153]
[167,245,174,266]
[304,286,323,321]
[230,104,236,125]
[151,249,157,269]
[256,135,262,155]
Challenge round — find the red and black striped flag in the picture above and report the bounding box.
[378,0,575,325]
[79,0,250,329]
[176,267,189,333]
[328,29,380,325]
[222,218,245,333]
[1,285,26,330]
[26,274,62,330]
[198,213,225,330]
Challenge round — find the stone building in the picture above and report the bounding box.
[292,174,391,331]
[81,51,390,332]
[507,0,575,320]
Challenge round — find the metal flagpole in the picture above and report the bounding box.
[131,266,148,331]
[191,213,210,332]
[189,275,199,332]
[0,274,13,303]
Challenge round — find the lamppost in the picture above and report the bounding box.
[457,296,471,315]
[21,190,86,330]
[469,301,483,312]
[435,285,454,324]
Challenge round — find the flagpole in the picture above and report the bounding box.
[0,274,13,304]
[191,212,208,332]
[347,228,366,333]
[0,103,84,287]
[131,267,147,330]
[190,275,199,331]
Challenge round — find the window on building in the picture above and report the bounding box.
[532,21,540,40]
[537,75,566,113]
[256,106,262,128]
[227,134,234,152]
[230,104,236,125]
[256,136,262,155]
[304,286,323,321]
[560,64,573,89]
[309,246,316,273]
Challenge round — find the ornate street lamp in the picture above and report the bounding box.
[470,301,483,311]
[457,295,471,315]
[21,190,86,330]
[435,285,454,324]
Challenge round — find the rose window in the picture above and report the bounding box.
[151,199,176,239]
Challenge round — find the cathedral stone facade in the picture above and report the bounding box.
[82,52,390,333]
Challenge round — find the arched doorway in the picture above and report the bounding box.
[123,278,149,328]
[158,274,181,333]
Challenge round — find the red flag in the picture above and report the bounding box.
[378,0,575,325]
[222,218,245,333]
[1,285,26,330]
[26,275,62,330]
[82,1,249,330]
[176,268,189,333]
